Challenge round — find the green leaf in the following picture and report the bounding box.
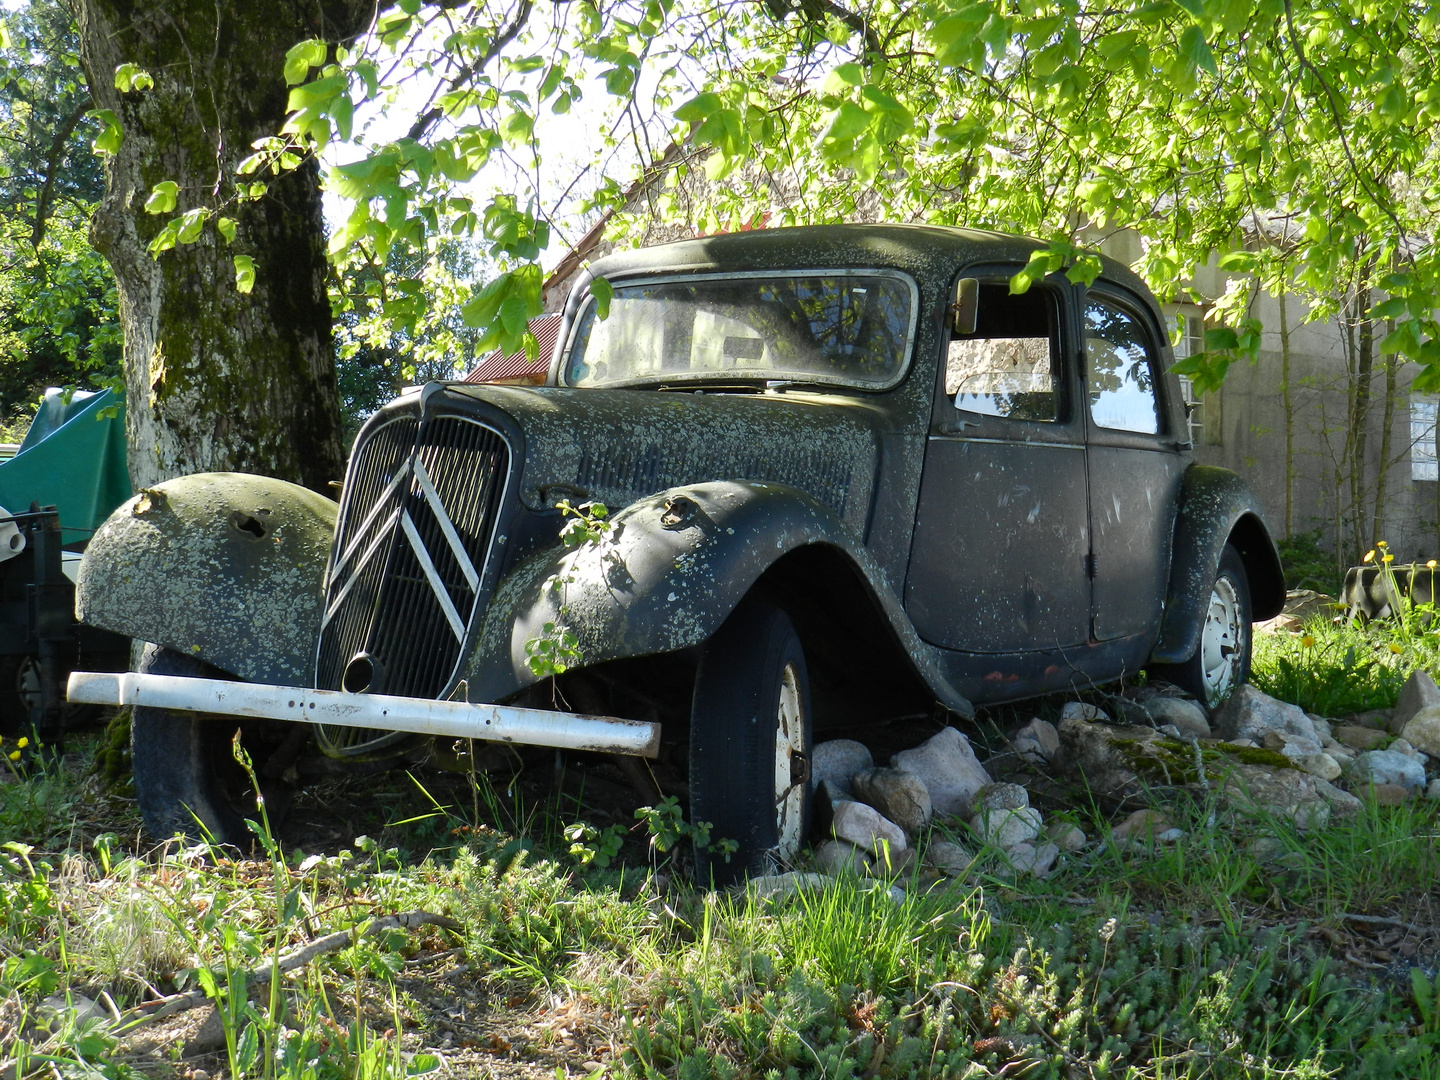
[817,101,871,145]
[216,217,237,243]
[114,63,154,93]
[144,180,178,215]
[284,39,328,85]
[234,255,256,294]
[861,85,913,142]
[90,109,123,155]
[590,276,614,320]
[674,91,721,123]
[822,62,863,94]
[1179,25,1217,76]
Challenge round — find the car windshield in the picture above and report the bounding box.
[563,272,915,390]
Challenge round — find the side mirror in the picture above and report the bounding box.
[951,277,979,335]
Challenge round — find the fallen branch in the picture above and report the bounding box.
[116,910,461,1034]
[1340,912,1428,936]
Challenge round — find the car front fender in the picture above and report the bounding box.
[462,479,973,717]
[76,472,337,685]
[1150,465,1284,665]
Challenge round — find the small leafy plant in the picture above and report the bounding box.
[523,499,611,678]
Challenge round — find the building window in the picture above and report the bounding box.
[1170,311,1217,446]
[1413,395,1438,481]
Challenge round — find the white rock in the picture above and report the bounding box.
[1060,701,1111,724]
[1122,689,1211,738]
[1262,730,1324,761]
[811,740,874,801]
[748,872,830,902]
[891,727,991,817]
[1214,685,1323,757]
[831,799,908,855]
[974,782,1029,813]
[1307,716,1334,741]
[1155,828,1185,843]
[1400,706,1440,757]
[1426,778,1440,801]
[813,839,872,876]
[925,839,977,876]
[852,766,932,835]
[1295,752,1342,781]
[1044,822,1088,852]
[41,994,106,1028]
[1390,737,1427,762]
[1011,718,1060,764]
[973,806,1043,849]
[1006,840,1060,877]
[1392,670,1440,734]
[1346,750,1426,792]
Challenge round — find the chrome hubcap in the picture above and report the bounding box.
[772,662,806,861]
[1200,575,1244,700]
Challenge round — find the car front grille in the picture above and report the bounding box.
[314,411,511,756]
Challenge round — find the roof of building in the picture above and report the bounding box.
[462,314,563,384]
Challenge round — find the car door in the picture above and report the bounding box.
[1080,287,1186,641]
[906,276,1091,653]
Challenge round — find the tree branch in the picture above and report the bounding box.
[404,0,536,142]
[31,96,92,249]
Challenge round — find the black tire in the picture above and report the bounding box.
[689,601,812,887]
[0,654,101,737]
[131,645,296,848]
[1152,544,1252,710]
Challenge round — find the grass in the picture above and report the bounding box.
[2,604,1440,1079]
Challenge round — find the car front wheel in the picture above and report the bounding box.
[131,644,295,848]
[1154,543,1252,710]
[689,601,812,886]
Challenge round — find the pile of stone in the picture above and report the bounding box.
[767,669,1440,899]
[806,726,1084,885]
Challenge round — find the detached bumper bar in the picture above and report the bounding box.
[67,671,661,758]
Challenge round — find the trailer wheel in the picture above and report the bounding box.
[131,644,295,847]
[689,601,812,887]
[0,655,99,736]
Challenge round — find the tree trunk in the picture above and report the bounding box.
[74,1,369,493]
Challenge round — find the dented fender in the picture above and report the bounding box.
[76,473,337,684]
[1150,465,1284,665]
[462,479,973,717]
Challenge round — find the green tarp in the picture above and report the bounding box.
[0,388,131,543]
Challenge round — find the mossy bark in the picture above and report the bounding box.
[74,1,371,493]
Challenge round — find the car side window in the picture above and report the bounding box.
[947,284,1060,422]
[1084,297,1160,434]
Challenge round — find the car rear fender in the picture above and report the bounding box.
[462,479,973,717]
[75,473,337,685]
[1150,465,1284,665]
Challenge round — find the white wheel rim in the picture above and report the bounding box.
[18,658,40,714]
[1199,574,1243,699]
[772,662,806,861]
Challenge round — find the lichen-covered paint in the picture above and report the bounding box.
[75,472,336,684]
[461,479,973,717]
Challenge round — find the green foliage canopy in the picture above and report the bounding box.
[131,0,1440,392]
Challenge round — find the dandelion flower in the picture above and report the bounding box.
[7,751,18,762]
[1363,550,1375,563]
[15,737,26,749]
[1378,540,1389,549]
[1429,560,1437,570]
[1301,635,1316,648]
[1389,643,1404,654]
[1383,553,1395,563]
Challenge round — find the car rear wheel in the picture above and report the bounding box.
[689,601,812,887]
[1154,544,1252,710]
[131,644,295,848]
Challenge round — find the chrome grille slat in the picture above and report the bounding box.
[314,412,512,756]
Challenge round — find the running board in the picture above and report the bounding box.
[67,671,661,758]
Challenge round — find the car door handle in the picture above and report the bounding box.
[932,418,979,436]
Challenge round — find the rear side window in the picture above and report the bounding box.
[947,283,1062,422]
[1085,298,1160,434]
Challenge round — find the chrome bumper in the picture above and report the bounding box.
[66,671,661,758]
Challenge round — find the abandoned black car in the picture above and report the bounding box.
[69,224,1283,881]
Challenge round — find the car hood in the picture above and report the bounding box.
[444,383,883,539]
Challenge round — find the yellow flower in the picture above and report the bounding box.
[1389,643,1404,654]
[1378,540,1389,549]
[1383,553,1395,563]
[1363,550,1375,563]
[7,751,18,762]
[14,737,26,749]
[1429,560,1438,570]
[1300,635,1316,648]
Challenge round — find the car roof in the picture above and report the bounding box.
[584,223,1154,305]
